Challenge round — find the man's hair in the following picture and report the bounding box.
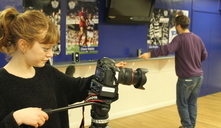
[175,15,190,29]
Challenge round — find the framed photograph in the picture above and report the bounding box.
[66,0,99,55]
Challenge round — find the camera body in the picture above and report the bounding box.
[90,57,148,98]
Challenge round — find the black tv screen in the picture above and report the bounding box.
[106,0,155,24]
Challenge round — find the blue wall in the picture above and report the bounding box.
[192,0,221,96]
[0,0,221,96]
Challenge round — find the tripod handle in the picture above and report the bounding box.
[42,102,102,115]
[43,108,53,114]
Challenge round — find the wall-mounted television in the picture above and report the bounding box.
[106,0,155,24]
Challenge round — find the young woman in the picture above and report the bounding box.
[0,7,125,128]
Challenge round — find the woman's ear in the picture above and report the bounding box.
[18,39,29,54]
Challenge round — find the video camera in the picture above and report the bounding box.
[90,57,148,98]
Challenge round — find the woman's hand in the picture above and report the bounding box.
[115,62,127,68]
[13,107,49,128]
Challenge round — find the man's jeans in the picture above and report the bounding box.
[176,75,203,128]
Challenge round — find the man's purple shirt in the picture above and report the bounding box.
[151,32,208,78]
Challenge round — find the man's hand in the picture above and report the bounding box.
[139,52,151,60]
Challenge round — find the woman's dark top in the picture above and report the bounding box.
[0,64,93,128]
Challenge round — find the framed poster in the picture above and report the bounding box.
[147,9,170,49]
[66,0,99,55]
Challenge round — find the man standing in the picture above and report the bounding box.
[139,15,208,128]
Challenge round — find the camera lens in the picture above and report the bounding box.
[118,68,148,89]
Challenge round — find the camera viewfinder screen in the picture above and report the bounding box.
[95,67,102,78]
